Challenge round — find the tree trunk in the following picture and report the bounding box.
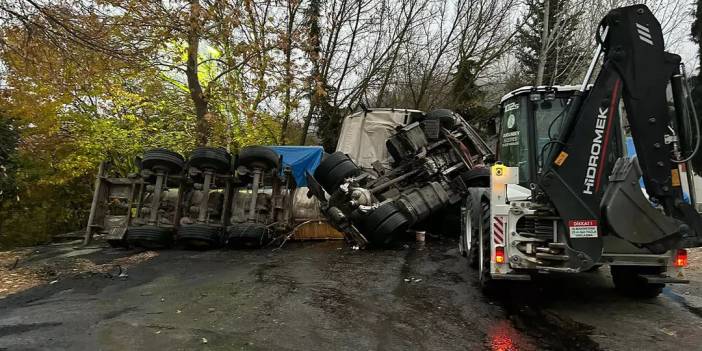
[535,0,550,86]
[299,0,322,145]
[186,0,210,146]
[300,103,314,145]
[280,3,297,144]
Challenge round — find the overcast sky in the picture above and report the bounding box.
[659,0,697,72]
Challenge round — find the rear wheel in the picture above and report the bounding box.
[611,266,665,298]
[354,202,410,247]
[141,148,185,173]
[238,146,280,171]
[226,223,272,248]
[189,147,231,172]
[314,152,347,176]
[313,152,362,194]
[126,226,173,249]
[460,167,490,188]
[459,206,469,256]
[461,194,480,268]
[177,224,223,250]
[477,196,497,293]
[107,239,129,249]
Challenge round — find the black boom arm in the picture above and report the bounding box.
[539,5,701,270]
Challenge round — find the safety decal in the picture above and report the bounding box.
[568,220,599,238]
[493,216,505,244]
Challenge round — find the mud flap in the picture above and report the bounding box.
[601,157,684,253]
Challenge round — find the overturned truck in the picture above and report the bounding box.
[85,145,341,249]
[308,108,493,246]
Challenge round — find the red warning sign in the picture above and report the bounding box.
[568,220,598,238]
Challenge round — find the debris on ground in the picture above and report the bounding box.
[685,248,702,273]
[0,249,46,298]
[0,246,159,298]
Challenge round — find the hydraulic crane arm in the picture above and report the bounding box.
[539,4,702,270]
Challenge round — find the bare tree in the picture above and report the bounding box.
[373,0,519,111]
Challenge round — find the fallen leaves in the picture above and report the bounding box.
[0,249,43,298]
[0,248,159,298]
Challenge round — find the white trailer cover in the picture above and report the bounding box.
[335,109,422,169]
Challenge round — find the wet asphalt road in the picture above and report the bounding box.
[0,239,701,351]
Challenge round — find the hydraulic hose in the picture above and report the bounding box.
[672,64,701,163]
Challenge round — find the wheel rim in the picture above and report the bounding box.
[478,210,485,282]
[462,207,472,256]
[478,199,490,286]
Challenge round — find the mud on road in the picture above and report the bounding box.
[0,239,701,351]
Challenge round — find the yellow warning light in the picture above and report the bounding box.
[491,163,518,189]
[492,163,507,177]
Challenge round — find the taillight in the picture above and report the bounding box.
[495,246,505,264]
[675,249,688,267]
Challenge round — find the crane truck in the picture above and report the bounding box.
[459,4,702,297]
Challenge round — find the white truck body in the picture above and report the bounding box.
[335,108,423,169]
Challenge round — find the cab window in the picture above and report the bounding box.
[533,98,569,169]
[499,97,529,183]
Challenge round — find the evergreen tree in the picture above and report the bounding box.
[451,57,493,133]
[515,0,584,85]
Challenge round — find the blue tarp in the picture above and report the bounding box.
[269,146,324,187]
[625,137,645,189]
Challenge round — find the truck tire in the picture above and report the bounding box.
[460,167,490,188]
[611,266,665,298]
[238,146,280,171]
[189,147,231,172]
[478,196,498,294]
[461,193,480,268]
[226,223,272,248]
[141,148,185,173]
[314,152,346,176]
[355,202,410,247]
[107,238,129,249]
[314,152,362,194]
[177,224,223,250]
[395,182,450,224]
[126,226,173,249]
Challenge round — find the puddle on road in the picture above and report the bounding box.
[486,320,536,351]
[662,288,702,319]
[485,284,601,351]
